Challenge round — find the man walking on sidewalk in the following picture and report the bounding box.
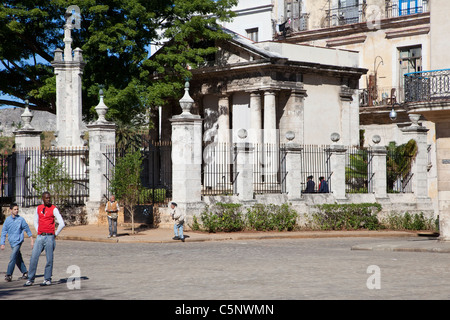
[24,192,65,287]
[1,203,34,282]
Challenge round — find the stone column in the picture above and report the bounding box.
[170,81,203,204]
[86,90,116,224]
[250,92,263,185]
[327,133,347,200]
[249,92,262,144]
[280,88,306,144]
[263,90,278,183]
[217,94,230,144]
[436,123,450,241]
[263,90,277,145]
[401,114,429,198]
[14,102,42,150]
[234,129,254,201]
[13,103,42,207]
[51,22,86,148]
[369,135,388,199]
[284,132,303,200]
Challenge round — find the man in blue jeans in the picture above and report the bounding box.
[24,192,65,287]
[0,203,34,282]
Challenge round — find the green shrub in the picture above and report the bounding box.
[382,212,436,231]
[311,203,382,230]
[198,203,245,232]
[192,202,298,233]
[247,203,298,231]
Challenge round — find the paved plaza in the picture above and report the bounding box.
[0,236,449,301]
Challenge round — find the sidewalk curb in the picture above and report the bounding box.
[57,230,420,244]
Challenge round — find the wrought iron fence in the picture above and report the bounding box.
[386,149,413,193]
[346,146,372,193]
[10,147,89,207]
[103,141,173,206]
[253,143,285,194]
[201,142,236,196]
[300,145,331,193]
[405,69,450,103]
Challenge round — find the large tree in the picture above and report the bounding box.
[0,0,236,124]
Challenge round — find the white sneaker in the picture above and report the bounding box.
[40,280,52,286]
[24,280,33,287]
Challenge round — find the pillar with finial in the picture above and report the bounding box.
[14,100,42,150]
[86,88,116,224]
[51,5,85,148]
[169,79,204,225]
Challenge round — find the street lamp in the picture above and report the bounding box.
[389,102,400,121]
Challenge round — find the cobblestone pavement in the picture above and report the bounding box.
[0,237,449,300]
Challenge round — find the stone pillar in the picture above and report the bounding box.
[249,92,262,145]
[369,135,388,199]
[280,88,306,144]
[401,114,429,198]
[14,102,42,150]
[13,103,42,207]
[340,85,359,146]
[436,123,450,241]
[284,132,303,200]
[51,21,86,148]
[249,92,263,185]
[327,133,347,200]
[263,90,277,145]
[234,129,254,201]
[86,90,116,224]
[170,81,203,204]
[217,94,230,144]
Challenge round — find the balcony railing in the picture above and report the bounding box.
[325,3,365,27]
[359,86,404,107]
[385,0,428,19]
[404,69,450,103]
[325,0,429,28]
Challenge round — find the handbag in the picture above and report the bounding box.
[110,211,118,219]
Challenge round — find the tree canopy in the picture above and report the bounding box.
[0,0,237,124]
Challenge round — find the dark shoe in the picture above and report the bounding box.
[181,237,185,242]
[4,275,12,282]
[172,236,180,240]
[19,272,28,280]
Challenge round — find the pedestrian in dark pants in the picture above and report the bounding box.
[1,203,34,282]
[24,192,65,287]
[106,195,119,238]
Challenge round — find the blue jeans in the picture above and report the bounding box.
[108,216,117,236]
[28,235,56,282]
[7,243,27,276]
[174,222,184,239]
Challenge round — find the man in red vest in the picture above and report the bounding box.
[24,192,65,287]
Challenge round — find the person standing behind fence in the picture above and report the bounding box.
[106,195,119,238]
[1,203,34,282]
[24,192,65,287]
[170,202,185,242]
[304,175,315,193]
[318,176,329,193]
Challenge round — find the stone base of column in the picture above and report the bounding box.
[85,201,102,225]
